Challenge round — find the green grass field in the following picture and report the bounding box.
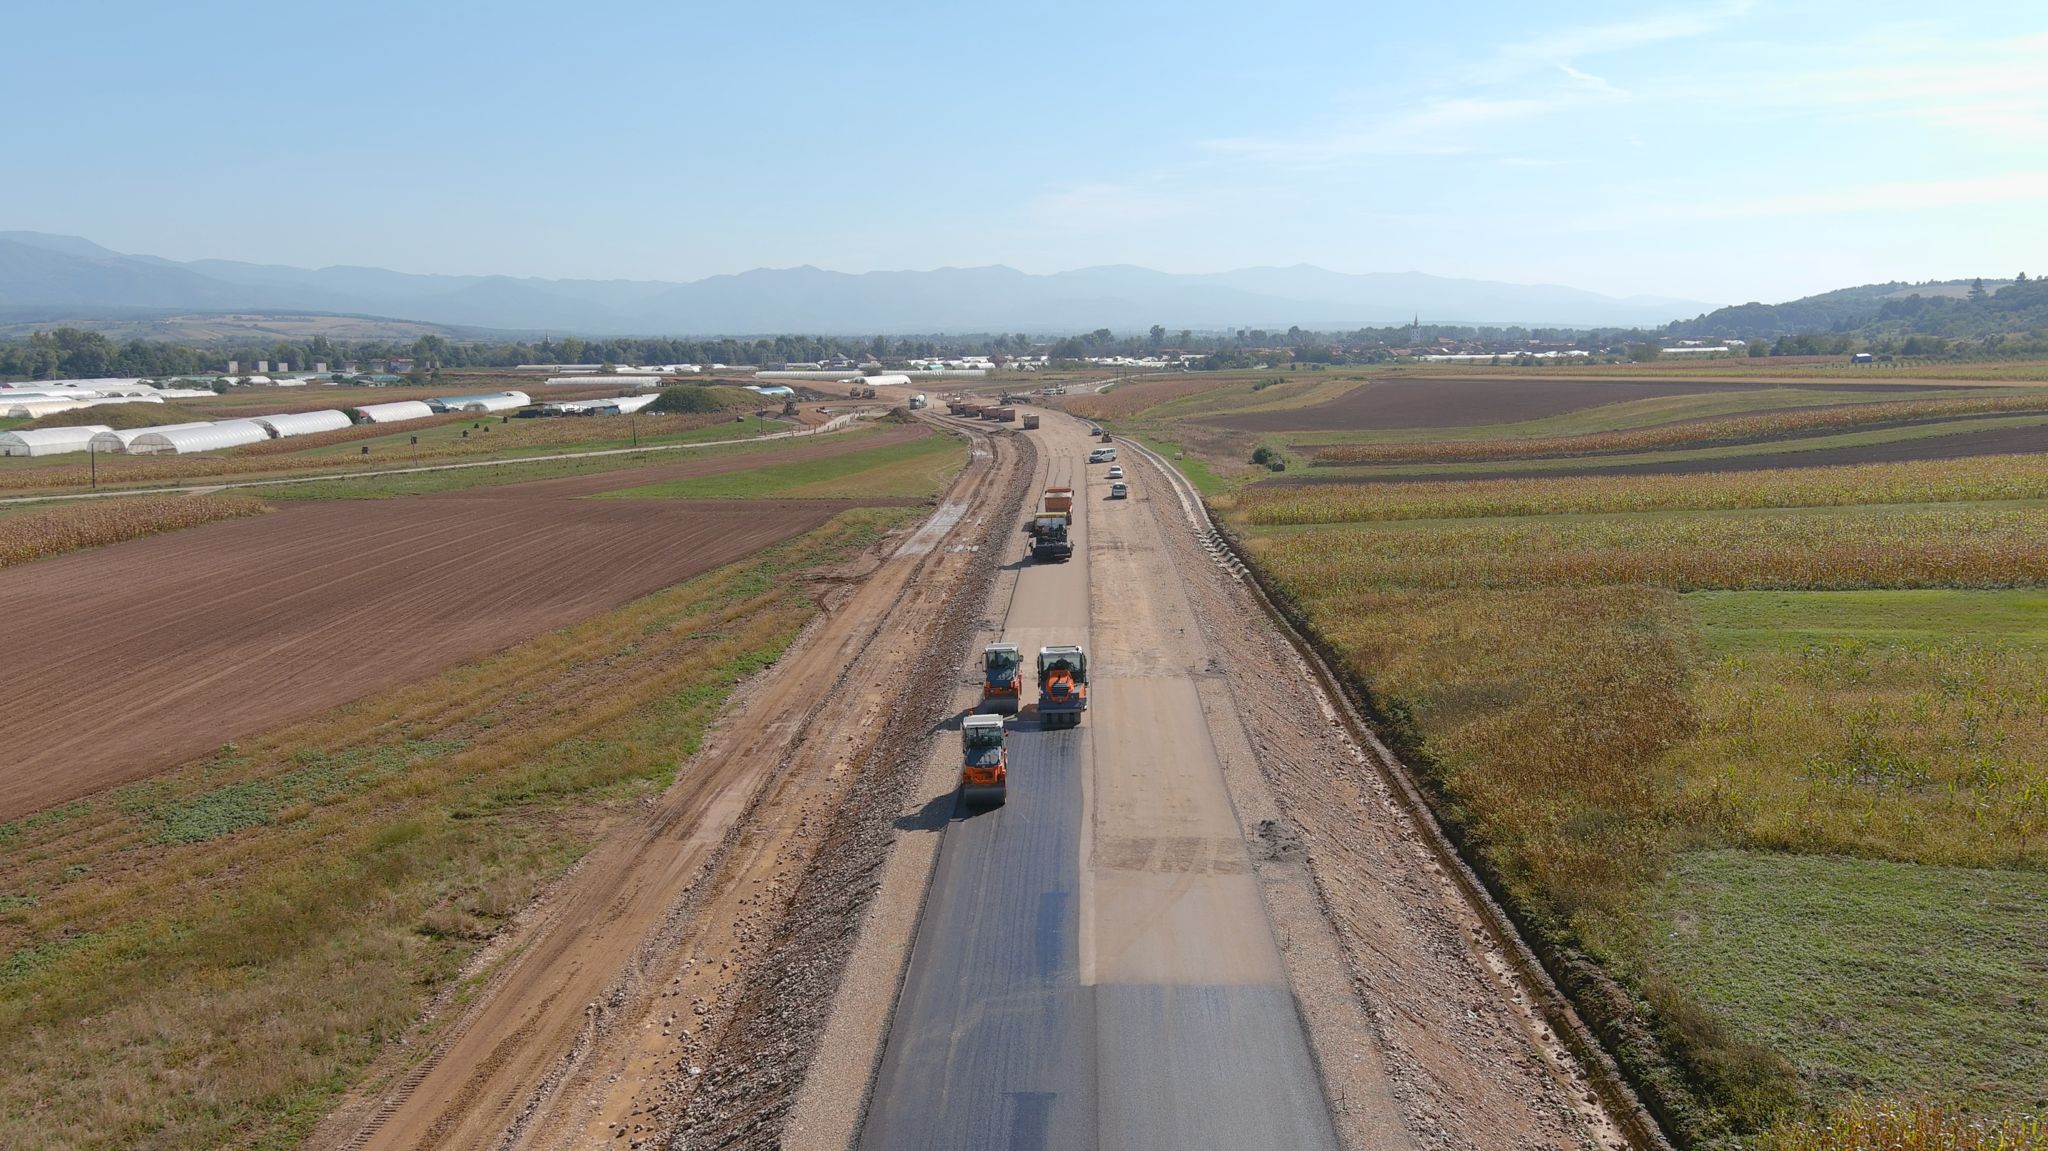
[1643,850,2048,1111]
[602,430,962,501]
[1691,589,2048,654]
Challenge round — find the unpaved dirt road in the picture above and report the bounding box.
[308,417,1027,1151]
[0,428,920,820]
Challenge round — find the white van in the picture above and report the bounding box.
[1087,447,1117,464]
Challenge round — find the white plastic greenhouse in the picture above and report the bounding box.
[87,422,217,454]
[352,401,437,424]
[5,399,89,419]
[250,410,352,438]
[433,390,531,413]
[126,420,271,456]
[0,425,114,457]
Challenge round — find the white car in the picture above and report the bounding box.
[1109,481,1129,499]
[1106,465,1125,480]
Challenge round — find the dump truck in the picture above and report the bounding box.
[981,643,1022,715]
[1041,485,1074,521]
[1022,414,1040,430]
[1036,645,1089,728]
[1023,514,1073,562]
[959,714,1008,805]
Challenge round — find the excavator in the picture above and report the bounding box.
[980,643,1022,715]
[1036,645,1089,728]
[959,714,1008,805]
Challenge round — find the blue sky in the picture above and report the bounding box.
[3,0,2043,305]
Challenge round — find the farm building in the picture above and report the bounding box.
[87,422,216,454]
[0,425,114,457]
[127,420,271,456]
[250,410,353,438]
[744,384,797,398]
[431,390,531,413]
[352,400,437,424]
[153,388,220,400]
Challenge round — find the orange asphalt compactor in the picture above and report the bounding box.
[1035,645,1089,729]
[980,642,1023,715]
[960,713,1009,805]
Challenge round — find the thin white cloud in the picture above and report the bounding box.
[1492,0,1754,71]
[1581,172,2048,228]
[1703,32,2048,143]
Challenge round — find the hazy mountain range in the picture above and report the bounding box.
[0,231,1711,335]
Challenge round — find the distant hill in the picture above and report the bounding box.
[0,231,1710,335]
[1666,278,2045,341]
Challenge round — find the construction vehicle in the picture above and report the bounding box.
[980,643,1022,714]
[1041,485,1074,521]
[959,714,1008,805]
[909,393,928,409]
[1022,414,1040,430]
[1023,514,1072,562]
[1036,646,1089,728]
[1099,431,1114,444]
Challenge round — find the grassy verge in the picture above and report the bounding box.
[0,506,920,1151]
[601,428,959,501]
[0,493,268,568]
[1225,451,2048,1144]
[1131,434,1231,496]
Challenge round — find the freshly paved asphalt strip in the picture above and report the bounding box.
[858,416,1338,1151]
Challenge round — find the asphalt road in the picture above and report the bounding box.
[859,417,1338,1151]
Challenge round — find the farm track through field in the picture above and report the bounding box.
[0,428,924,821]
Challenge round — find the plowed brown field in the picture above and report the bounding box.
[1209,376,1943,431]
[0,429,927,820]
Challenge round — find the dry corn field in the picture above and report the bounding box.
[1239,453,2048,524]
[1252,503,2048,591]
[1310,391,2048,464]
[1757,1102,2046,1151]
[0,494,267,568]
[1230,434,2048,1145]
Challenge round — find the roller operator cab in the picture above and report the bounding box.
[960,714,1009,805]
[1036,645,1089,728]
[981,643,1022,714]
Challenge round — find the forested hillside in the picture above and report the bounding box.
[1669,276,2048,353]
